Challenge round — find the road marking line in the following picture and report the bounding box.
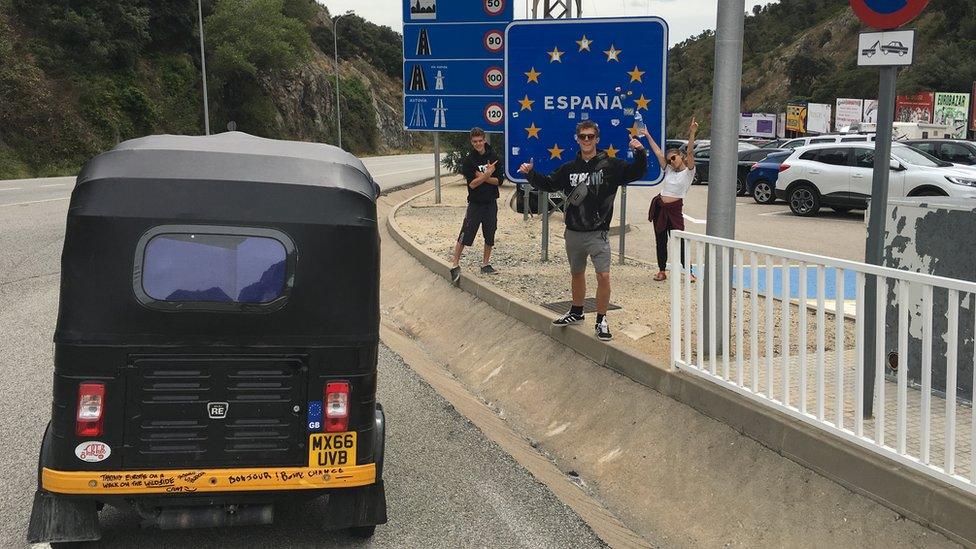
[39,183,68,188]
[372,167,437,177]
[758,210,791,217]
[682,213,706,224]
[0,197,70,208]
[0,187,24,191]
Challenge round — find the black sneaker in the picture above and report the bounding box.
[480,264,498,275]
[596,318,613,341]
[552,311,584,326]
[450,266,460,286]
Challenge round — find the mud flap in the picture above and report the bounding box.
[322,480,388,530]
[26,490,101,544]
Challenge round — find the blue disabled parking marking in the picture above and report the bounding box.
[692,265,858,300]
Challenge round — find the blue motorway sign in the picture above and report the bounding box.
[403,23,506,59]
[504,18,668,185]
[403,0,513,24]
[404,60,504,96]
[402,1,511,132]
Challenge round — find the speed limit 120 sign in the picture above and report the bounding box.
[484,103,504,125]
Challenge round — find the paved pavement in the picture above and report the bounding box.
[1,155,603,548]
[615,183,869,264]
[0,152,441,209]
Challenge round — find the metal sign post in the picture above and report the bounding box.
[849,0,926,418]
[433,133,442,203]
[619,187,627,264]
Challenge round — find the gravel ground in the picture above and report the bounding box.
[396,179,855,364]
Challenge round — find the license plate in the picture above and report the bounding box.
[308,432,357,468]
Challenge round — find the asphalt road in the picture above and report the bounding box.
[1,155,603,548]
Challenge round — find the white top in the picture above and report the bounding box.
[660,166,695,199]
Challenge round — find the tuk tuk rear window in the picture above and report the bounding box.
[141,233,287,304]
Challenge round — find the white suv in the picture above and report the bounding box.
[775,143,976,216]
[779,134,876,149]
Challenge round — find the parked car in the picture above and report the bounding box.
[746,150,793,204]
[779,134,876,149]
[736,148,789,195]
[902,139,976,166]
[692,142,761,184]
[775,143,976,216]
[761,138,791,149]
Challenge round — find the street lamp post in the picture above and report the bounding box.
[333,11,354,149]
[197,0,211,135]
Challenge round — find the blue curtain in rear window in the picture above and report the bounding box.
[143,234,286,303]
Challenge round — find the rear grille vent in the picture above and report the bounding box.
[124,357,306,468]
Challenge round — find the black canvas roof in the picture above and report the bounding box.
[76,132,379,199]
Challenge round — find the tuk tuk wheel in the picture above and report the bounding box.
[349,525,376,539]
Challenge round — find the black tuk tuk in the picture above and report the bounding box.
[27,132,387,544]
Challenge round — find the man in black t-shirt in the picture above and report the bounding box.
[450,127,504,285]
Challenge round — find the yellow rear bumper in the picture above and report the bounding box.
[42,463,376,495]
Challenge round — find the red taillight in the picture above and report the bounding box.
[750,163,760,171]
[778,164,791,172]
[76,383,105,437]
[324,381,350,432]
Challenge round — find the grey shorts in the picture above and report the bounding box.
[564,229,611,274]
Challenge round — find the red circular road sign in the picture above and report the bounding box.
[850,0,930,30]
[483,29,504,53]
[484,103,504,125]
[483,67,504,90]
[483,0,505,16]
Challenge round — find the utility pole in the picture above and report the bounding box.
[197,0,210,135]
[703,0,745,355]
[333,11,354,149]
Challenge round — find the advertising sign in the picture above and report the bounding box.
[863,99,879,123]
[777,112,787,138]
[739,113,777,138]
[895,92,934,123]
[402,0,513,131]
[933,92,970,139]
[807,103,832,134]
[786,102,808,133]
[972,82,976,132]
[835,98,864,128]
[505,18,668,184]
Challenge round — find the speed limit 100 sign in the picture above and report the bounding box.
[850,0,930,30]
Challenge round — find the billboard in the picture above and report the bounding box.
[863,99,879,123]
[835,98,864,128]
[895,92,934,123]
[972,82,976,132]
[777,112,786,138]
[933,92,970,139]
[739,113,777,138]
[786,102,807,133]
[807,103,832,134]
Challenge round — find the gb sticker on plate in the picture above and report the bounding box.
[75,441,111,463]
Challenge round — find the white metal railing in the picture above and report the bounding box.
[669,230,976,496]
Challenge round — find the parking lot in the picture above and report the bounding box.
[618,182,869,265]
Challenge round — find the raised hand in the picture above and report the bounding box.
[518,158,534,174]
[689,116,699,134]
[629,138,644,150]
[484,160,497,177]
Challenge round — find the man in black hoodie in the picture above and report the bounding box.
[518,120,646,341]
[450,127,504,285]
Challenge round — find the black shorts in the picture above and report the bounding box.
[457,201,497,247]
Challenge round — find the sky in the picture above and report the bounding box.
[319,0,780,48]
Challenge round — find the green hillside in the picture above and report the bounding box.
[666,0,976,137]
[0,0,425,179]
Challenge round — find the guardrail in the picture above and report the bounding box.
[669,230,976,496]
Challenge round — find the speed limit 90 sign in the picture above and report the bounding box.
[484,30,504,53]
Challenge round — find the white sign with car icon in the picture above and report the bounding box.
[858,30,915,66]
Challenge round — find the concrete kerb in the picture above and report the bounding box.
[386,188,976,547]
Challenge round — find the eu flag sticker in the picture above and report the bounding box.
[307,401,323,431]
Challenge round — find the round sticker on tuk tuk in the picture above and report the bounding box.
[75,441,111,462]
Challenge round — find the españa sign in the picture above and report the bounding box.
[504,18,668,184]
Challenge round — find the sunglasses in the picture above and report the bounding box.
[577,133,597,141]
[669,155,679,163]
